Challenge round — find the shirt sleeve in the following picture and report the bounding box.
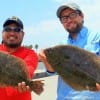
[84,32,100,55]
[23,50,38,79]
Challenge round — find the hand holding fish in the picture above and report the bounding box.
[43,45,100,91]
[17,80,44,95]
[39,49,55,72]
[18,81,30,93]
[0,51,44,95]
[39,46,100,92]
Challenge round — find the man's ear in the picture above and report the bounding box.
[22,31,25,36]
[80,12,84,18]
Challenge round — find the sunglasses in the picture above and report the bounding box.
[3,27,23,33]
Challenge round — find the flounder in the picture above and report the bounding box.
[0,51,44,95]
[44,45,100,91]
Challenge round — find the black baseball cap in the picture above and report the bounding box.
[3,16,23,29]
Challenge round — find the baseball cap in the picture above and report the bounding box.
[57,3,82,18]
[3,16,23,29]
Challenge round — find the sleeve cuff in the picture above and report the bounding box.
[46,70,57,76]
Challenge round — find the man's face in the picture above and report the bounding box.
[60,8,84,33]
[2,23,24,48]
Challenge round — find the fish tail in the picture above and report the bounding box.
[29,80,44,95]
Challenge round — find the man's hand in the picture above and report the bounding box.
[18,82,30,93]
[17,80,44,95]
[96,83,100,91]
[39,49,55,72]
[39,49,46,62]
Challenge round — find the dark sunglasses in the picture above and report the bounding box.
[3,27,23,33]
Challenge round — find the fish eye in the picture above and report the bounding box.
[64,55,70,59]
[46,49,53,54]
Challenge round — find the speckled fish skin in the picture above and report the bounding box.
[0,51,43,94]
[44,45,100,91]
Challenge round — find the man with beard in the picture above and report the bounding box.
[39,2,100,100]
[0,16,40,100]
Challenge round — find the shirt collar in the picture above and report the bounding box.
[68,26,88,39]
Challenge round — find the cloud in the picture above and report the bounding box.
[25,19,61,35]
[81,1,100,30]
[23,18,66,49]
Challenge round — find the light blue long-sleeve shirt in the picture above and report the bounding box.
[57,26,100,100]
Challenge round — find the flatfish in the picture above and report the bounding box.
[0,51,44,94]
[44,45,100,91]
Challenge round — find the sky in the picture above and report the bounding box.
[0,0,100,52]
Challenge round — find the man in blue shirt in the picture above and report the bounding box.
[39,2,100,100]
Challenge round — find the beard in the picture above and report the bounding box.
[67,21,83,34]
[2,40,21,48]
